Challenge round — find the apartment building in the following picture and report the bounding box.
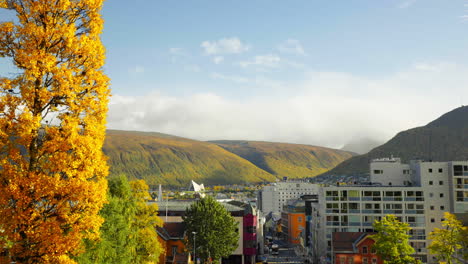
[281,199,306,245]
[258,181,319,216]
[308,158,468,264]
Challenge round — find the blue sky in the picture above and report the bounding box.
[2,0,468,147]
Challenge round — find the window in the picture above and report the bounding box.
[431,218,435,223]
[348,257,354,264]
[429,168,433,173]
[171,246,178,257]
[373,170,383,174]
[430,206,434,210]
[429,181,433,185]
[372,258,377,264]
[340,257,345,264]
[363,257,368,264]
[371,247,376,254]
[440,205,445,210]
[439,181,443,185]
[438,168,443,173]
[298,216,302,223]
[362,246,368,254]
[429,193,434,198]
[440,193,444,198]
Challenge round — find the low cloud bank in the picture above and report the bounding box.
[108,62,468,148]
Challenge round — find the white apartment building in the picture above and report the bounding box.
[258,181,319,216]
[309,158,468,264]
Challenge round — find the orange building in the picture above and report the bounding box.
[281,200,306,244]
[157,222,190,264]
[332,232,382,264]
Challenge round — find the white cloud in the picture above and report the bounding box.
[201,37,250,55]
[128,66,145,74]
[210,72,249,83]
[169,47,185,55]
[239,54,281,68]
[213,56,224,64]
[398,0,417,9]
[184,64,201,72]
[108,62,468,148]
[277,39,306,56]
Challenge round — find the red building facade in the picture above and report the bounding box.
[333,232,382,264]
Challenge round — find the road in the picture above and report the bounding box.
[264,246,304,264]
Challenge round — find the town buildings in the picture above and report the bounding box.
[306,158,468,264]
[154,200,262,264]
[332,232,382,264]
[281,199,306,245]
[258,180,319,216]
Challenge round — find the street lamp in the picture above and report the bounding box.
[192,231,197,263]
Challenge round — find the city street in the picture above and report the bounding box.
[264,247,304,264]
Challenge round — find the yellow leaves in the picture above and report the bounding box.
[0,0,110,262]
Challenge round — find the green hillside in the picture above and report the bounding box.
[325,106,468,175]
[210,140,354,179]
[103,130,276,187]
[103,130,353,187]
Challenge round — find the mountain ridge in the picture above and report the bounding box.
[323,106,468,176]
[103,130,353,187]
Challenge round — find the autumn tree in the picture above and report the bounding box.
[371,215,420,264]
[183,196,239,264]
[0,0,109,263]
[428,212,468,264]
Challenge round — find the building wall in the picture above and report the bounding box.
[288,213,305,244]
[335,237,383,264]
[370,157,410,186]
[449,162,468,213]
[311,159,468,264]
[259,182,319,215]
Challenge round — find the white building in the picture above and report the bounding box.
[309,158,468,264]
[258,181,319,216]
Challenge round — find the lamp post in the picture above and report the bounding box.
[192,231,197,263]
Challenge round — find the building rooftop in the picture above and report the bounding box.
[150,200,245,212]
[332,232,374,253]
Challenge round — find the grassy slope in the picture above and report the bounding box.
[103,130,276,187]
[210,140,354,179]
[325,106,468,175]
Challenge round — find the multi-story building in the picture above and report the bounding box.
[281,199,306,244]
[309,158,468,264]
[258,181,319,216]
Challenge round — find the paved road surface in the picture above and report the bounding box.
[265,247,303,264]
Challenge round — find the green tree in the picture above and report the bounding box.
[76,175,137,264]
[428,212,468,264]
[371,215,420,264]
[183,196,239,264]
[77,176,163,264]
[130,180,163,264]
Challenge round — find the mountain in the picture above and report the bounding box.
[103,130,353,187]
[103,130,275,187]
[340,138,384,155]
[210,140,354,179]
[324,106,468,176]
